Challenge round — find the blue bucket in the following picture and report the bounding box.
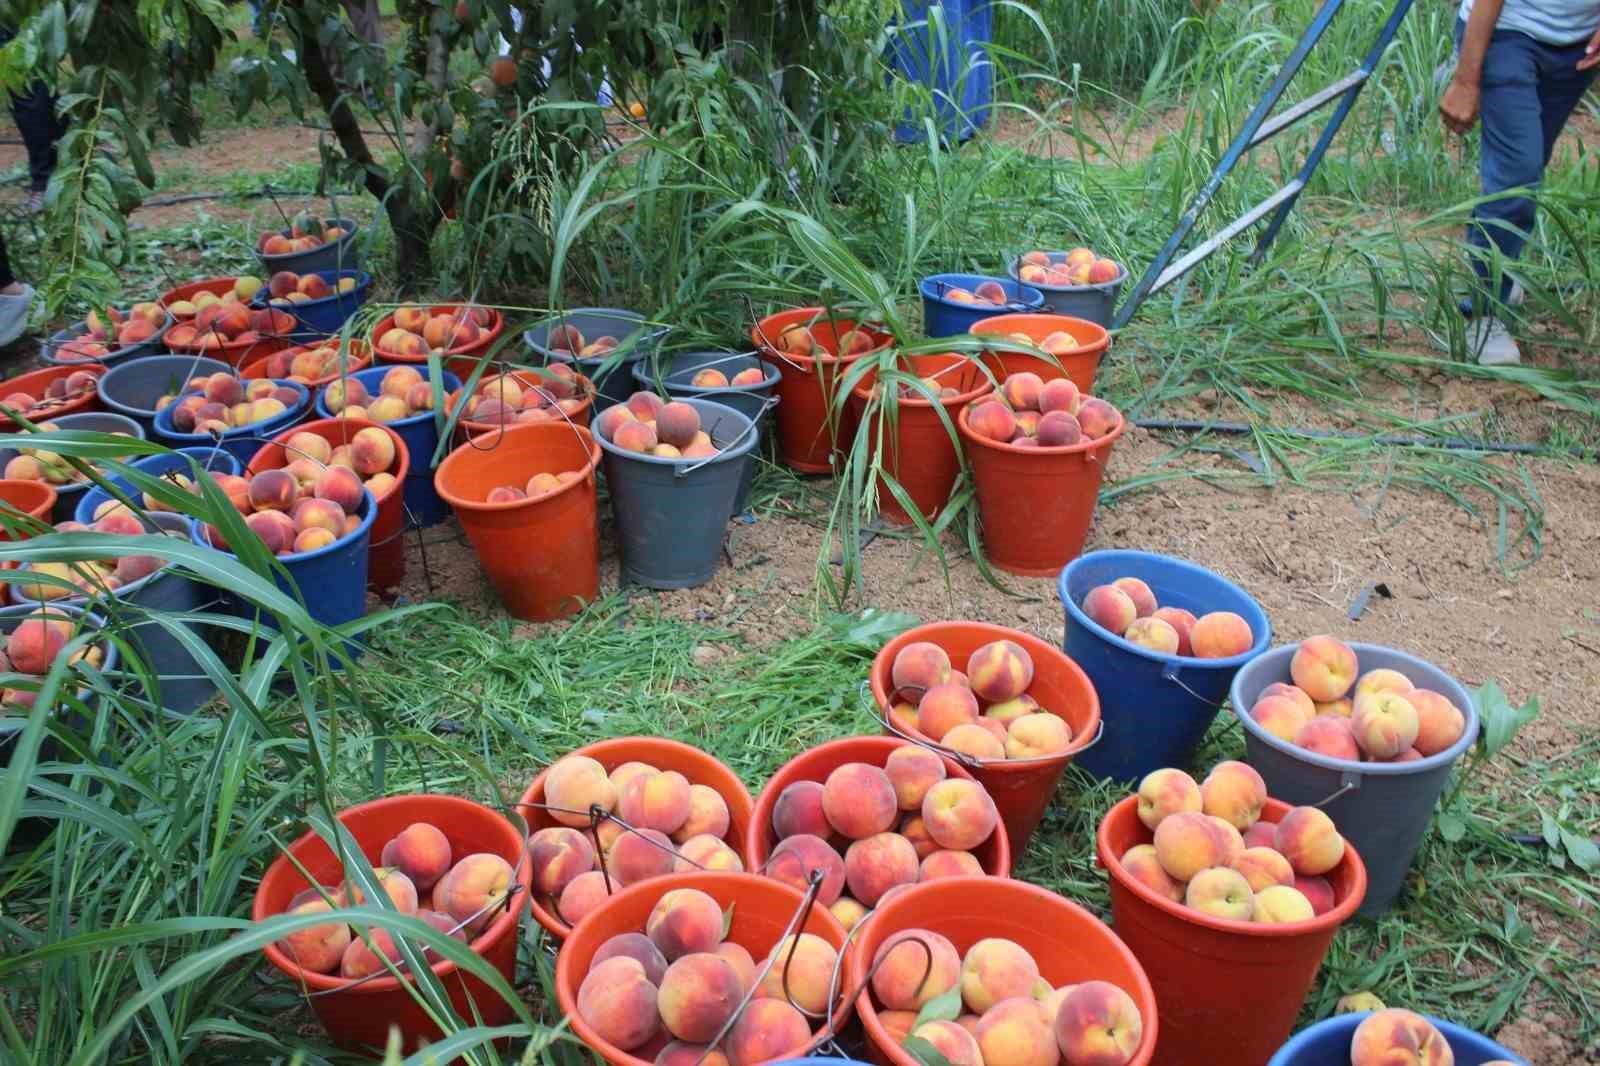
[1058,549,1271,782]
[152,379,310,470]
[260,270,370,339]
[0,412,147,524]
[919,273,1044,337]
[254,216,361,276]
[97,355,233,436]
[188,488,375,630]
[1269,1012,1526,1065]
[74,446,241,525]
[41,311,174,368]
[314,365,461,528]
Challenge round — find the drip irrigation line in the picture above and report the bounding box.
[1134,417,1587,458]
[135,187,361,209]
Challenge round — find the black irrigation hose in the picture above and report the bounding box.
[1134,417,1590,459]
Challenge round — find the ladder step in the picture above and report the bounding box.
[1150,179,1307,294]
[1249,70,1369,148]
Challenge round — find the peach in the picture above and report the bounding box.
[1251,884,1314,923]
[1054,981,1142,1066]
[621,770,694,836]
[1200,760,1267,830]
[1035,410,1081,447]
[1118,844,1183,902]
[1354,668,1414,705]
[487,486,527,503]
[656,402,701,449]
[248,468,298,512]
[917,683,980,741]
[1210,817,1245,867]
[657,1044,729,1066]
[1083,585,1138,635]
[1135,768,1202,830]
[985,694,1041,726]
[822,762,898,839]
[529,826,596,897]
[758,932,839,1014]
[611,828,677,885]
[1002,372,1044,411]
[1038,377,1079,415]
[912,1020,982,1066]
[558,870,611,925]
[1258,681,1315,717]
[968,399,1017,443]
[975,281,1008,304]
[1335,991,1387,1015]
[1184,866,1254,921]
[1152,810,1234,882]
[944,722,1005,759]
[1242,821,1277,849]
[246,510,296,554]
[1316,698,1354,718]
[293,496,345,535]
[1293,715,1361,761]
[340,928,402,979]
[1075,397,1118,438]
[646,887,724,961]
[1006,713,1073,759]
[1290,635,1359,701]
[967,640,1034,703]
[767,833,846,904]
[725,997,810,1066]
[772,780,830,841]
[899,815,937,859]
[314,465,364,514]
[578,955,660,1051]
[380,821,453,892]
[1123,616,1179,655]
[1350,1009,1454,1066]
[676,833,744,874]
[871,927,961,1009]
[292,527,336,553]
[594,931,669,984]
[920,848,984,880]
[435,852,513,933]
[891,640,952,694]
[776,324,813,355]
[1190,611,1252,659]
[670,784,730,844]
[1251,694,1314,743]
[7,618,68,674]
[885,745,947,811]
[1409,689,1466,756]
[844,831,920,905]
[830,896,867,931]
[659,953,744,1043]
[350,426,395,475]
[545,754,619,827]
[1294,875,1335,916]
[691,369,729,388]
[922,778,998,851]
[960,938,1041,1014]
[715,942,756,991]
[976,997,1059,1066]
[276,899,351,973]
[1274,806,1345,876]
[1351,691,1420,760]
[1107,577,1155,617]
[837,328,874,355]
[1232,846,1295,892]
[881,1010,919,1044]
[614,420,659,453]
[609,761,657,793]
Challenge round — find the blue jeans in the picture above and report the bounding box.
[1457,19,1596,312]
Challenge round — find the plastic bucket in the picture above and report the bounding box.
[153,378,311,469]
[1006,255,1127,327]
[1268,1012,1526,1066]
[750,308,893,474]
[0,364,107,421]
[956,400,1124,577]
[240,339,372,388]
[555,872,851,1066]
[632,351,778,511]
[596,397,756,589]
[260,270,371,339]
[252,792,530,1054]
[1231,643,1479,917]
[434,421,601,620]
[247,417,410,594]
[41,312,174,367]
[446,369,595,443]
[370,305,506,382]
[317,366,461,529]
[918,274,1045,338]
[1060,550,1272,782]
[0,480,57,539]
[96,355,232,435]
[0,412,146,524]
[745,735,1011,879]
[75,446,241,524]
[517,736,755,940]
[253,216,361,276]
[1097,796,1366,1066]
[847,353,991,525]
[868,621,1101,852]
[851,876,1159,1066]
[969,313,1111,398]
[524,308,664,411]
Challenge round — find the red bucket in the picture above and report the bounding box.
[1096,796,1367,1066]
[0,363,108,420]
[0,479,58,539]
[970,313,1110,397]
[370,304,505,380]
[159,277,295,368]
[750,307,892,473]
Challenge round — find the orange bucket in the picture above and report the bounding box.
[845,353,992,525]
[433,422,601,621]
[517,737,754,940]
[1097,796,1367,1066]
[251,793,532,1055]
[750,307,893,473]
[957,400,1125,577]
[0,479,58,539]
[246,416,410,593]
[0,363,108,420]
[445,369,595,444]
[970,312,1110,397]
[868,621,1101,853]
[850,876,1159,1066]
[745,734,1010,878]
[555,872,851,1066]
[370,304,506,380]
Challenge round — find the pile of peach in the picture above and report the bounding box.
[163,279,296,350]
[536,755,744,927]
[764,751,1000,925]
[273,820,513,979]
[868,931,1144,1066]
[1,370,99,416]
[544,323,620,359]
[597,392,722,460]
[54,302,168,362]
[260,426,399,504]
[941,280,1010,306]
[770,323,874,359]
[197,458,371,557]
[450,366,588,427]
[375,304,494,358]
[1081,576,1254,660]
[1015,248,1122,287]
[161,374,301,434]
[12,512,174,601]
[255,342,366,385]
[257,216,349,256]
[576,887,832,1065]
[966,376,1119,449]
[1123,761,1347,922]
[263,270,359,306]
[690,366,765,389]
[485,468,586,503]
[323,366,432,424]
[1250,636,1468,763]
[864,373,962,404]
[2,421,135,485]
[887,640,1074,761]
[1350,1009,1495,1066]
[2,608,106,707]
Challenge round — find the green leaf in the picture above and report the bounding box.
[1476,680,1538,757]
[1558,827,1600,873]
[721,902,736,940]
[912,985,962,1028]
[902,1035,955,1066]
[1436,811,1466,843]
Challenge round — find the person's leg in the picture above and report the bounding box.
[342,0,382,46]
[1466,31,1546,313]
[1536,39,1597,168]
[9,79,63,194]
[0,231,36,346]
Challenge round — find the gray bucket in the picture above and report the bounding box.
[1230,642,1480,916]
[0,412,146,524]
[41,312,175,368]
[524,308,666,411]
[254,216,362,276]
[96,354,232,435]
[1006,255,1126,327]
[595,397,757,589]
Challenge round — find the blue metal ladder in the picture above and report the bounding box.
[1111,0,1418,330]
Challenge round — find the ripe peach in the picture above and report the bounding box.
[675,833,744,874]
[961,938,1041,1014]
[578,955,661,1051]
[1033,410,1081,448]
[921,849,984,880]
[340,928,402,979]
[1315,698,1353,718]
[487,485,527,503]
[1075,397,1118,438]
[1083,585,1138,635]
[293,527,336,552]
[1409,689,1465,756]
[1274,806,1345,876]
[944,722,1005,759]
[1119,844,1183,902]
[691,369,729,388]
[1350,1009,1454,1066]
[656,1043,728,1066]
[1294,875,1334,916]
[1135,768,1202,830]
[322,378,369,412]
[1152,810,1234,882]
[1257,681,1314,717]
[669,784,730,845]
[975,996,1060,1066]
[647,887,724,961]
[871,927,961,1009]
[284,430,333,465]
[1232,846,1295,892]
[725,997,810,1066]
[918,683,980,741]
[899,815,937,859]
[967,640,1033,703]
[1290,635,1359,701]
[558,869,611,925]
[1242,821,1277,849]
[620,769,694,836]
[1002,372,1044,412]
[349,426,396,476]
[614,420,658,454]
[975,281,1008,304]
[1252,884,1314,923]
[381,821,453,892]
[435,852,513,933]
[314,465,364,514]
[1354,668,1414,705]
[7,617,68,674]
[655,402,701,449]
[1190,611,1252,659]
[246,510,296,555]
[1200,760,1267,830]
[913,1020,983,1066]
[1005,713,1072,759]
[247,468,298,512]
[1054,981,1142,1066]
[1184,866,1254,921]
[715,941,756,991]
[921,778,998,851]
[731,367,764,387]
[1035,378,1079,417]
[277,899,351,973]
[545,754,619,827]
[529,826,596,897]
[1108,577,1156,617]
[844,830,920,905]
[1123,616,1179,655]
[822,762,898,839]
[771,780,830,840]
[1293,715,1361,761]
[891,640,952,695]
[830,896,868,931]
[767,833,846,904]
[837,328,874,355]
[527,472,561,496]
[1351,690,1420,760]
[1251,694,1314,743]
[594,931,669,985]
[611,828,677,885]
[885,745,947,811]
[658,953,743,1043]
[968,399,1017,443]
[758,932,839,1015]
[1013,410,1041,438]
[984,694,1040,727]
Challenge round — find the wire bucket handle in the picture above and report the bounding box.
[675,396,776,479]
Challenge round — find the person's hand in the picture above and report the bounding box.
[1439,76,1481,134]
[1578,26,1600,70]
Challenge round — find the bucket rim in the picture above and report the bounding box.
[369,304,505,359]
[254,216,360,264]
[957,398,1126,457]
[315,366,463,427]
[153,378,311,443]
[1058,549,1274,671]
[593,396,757,468]
[632,349,782,395]
[749,307,895,366]
[0,478,58,516]
[187,486,376,564]
[1005,253,1128,292]
[918,273,1047,310]
[1266,1010,1526,1065]
[74,446,242,524]
[1230,642,1481,776]
[97,355,231,412]
[434,421,600,512]
[848,352,994,409]
[41,310,177,367]
[12,512,194,606]
[969,311,1111,353]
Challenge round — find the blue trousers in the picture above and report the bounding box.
[1458,19,1596,311]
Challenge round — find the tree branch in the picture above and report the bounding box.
[410,12,450,158]
[298,20,390,203]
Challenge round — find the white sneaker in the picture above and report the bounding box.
[1506,280,1525,307]
[1464,316,1521,366]
[0,284,35,347]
